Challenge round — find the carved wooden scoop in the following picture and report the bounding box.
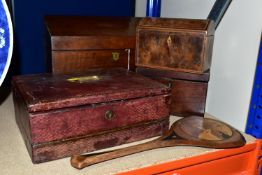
[71,116,246,169]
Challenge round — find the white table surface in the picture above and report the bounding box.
[0,93,256,175]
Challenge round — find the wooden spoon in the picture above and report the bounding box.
[71,116,246,169]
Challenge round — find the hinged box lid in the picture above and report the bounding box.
[137,17,215,35]
[45,16,140,50]
[12,68,169,112]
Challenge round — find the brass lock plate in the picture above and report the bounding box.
[112,52,120,61]
[167,35,172,46]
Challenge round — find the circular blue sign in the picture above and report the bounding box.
[0,0,13,86]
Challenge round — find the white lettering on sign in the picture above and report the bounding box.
[0,28,5,48]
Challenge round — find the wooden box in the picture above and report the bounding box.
[45,16,140,74]
[136,67,209,117]
[136,18,215,74]
[12,68,170,163]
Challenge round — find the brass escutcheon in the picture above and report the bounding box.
[112,52,120,61]
[167,35,172,46]
[105,110,115,120]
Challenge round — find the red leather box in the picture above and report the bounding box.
[12,68,170,163]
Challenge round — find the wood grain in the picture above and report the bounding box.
[45,16,140,74]
[136,67,209,117]
[136,67,210,82]
[51,49,135,74]
[71,116,246,169]
[136,18,215,74]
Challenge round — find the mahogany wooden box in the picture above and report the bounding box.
[12,68,170,163]
[136,67,209,117]
[45,16,140,74]
[136,18,215,74]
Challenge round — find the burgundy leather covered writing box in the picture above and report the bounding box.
[12,68,170,163]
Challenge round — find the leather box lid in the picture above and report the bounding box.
[12,68,169,112]
[45,16,140,50]
[138,17,215,35]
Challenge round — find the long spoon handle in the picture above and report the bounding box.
[71,139,176,169]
